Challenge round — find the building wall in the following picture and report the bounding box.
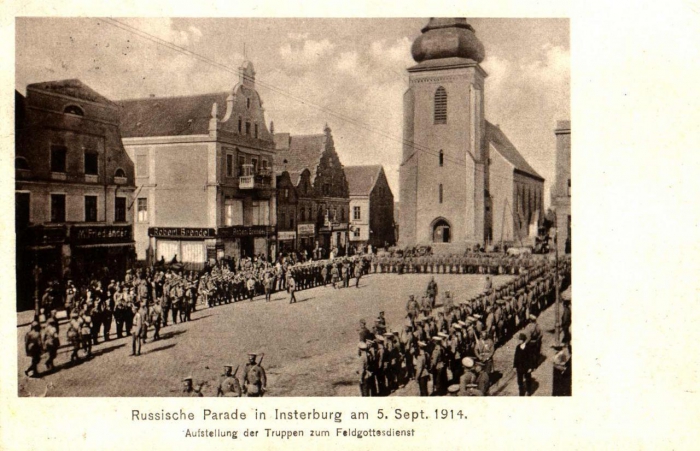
[369,168,395,247]
[349,197,370,242]
[553,120,571,254]
[489,144,515,244]
[513,172,545,245]
[400,63,486,251]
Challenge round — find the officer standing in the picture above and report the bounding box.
[243,353,267,397]
[414,341,430,396]
[217,364,242,397]
[357,342,372,397]
[288,274,297,304]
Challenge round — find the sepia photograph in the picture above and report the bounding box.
[14,17,571,397]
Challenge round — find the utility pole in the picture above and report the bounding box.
[33,263,41,319]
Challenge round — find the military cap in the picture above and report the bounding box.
[473,314,483,320]
[224,364,234,368]
[431,336,443,342]
[462,357,475,368]
[365,339,375,345]
[453,323,463,330]
[183,376,193,382]
[438,332,449,339]
[359,319,366,325]
[358,342,368,350]
[529,314,538,320]
[247,352,258,357]
[383,332,394,339]
[448,385,460,394]
[417,341,427,348]
[375,335,385,343]
[393,331,400,336]
[458,320,467,327]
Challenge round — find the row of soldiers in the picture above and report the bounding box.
[356,257,571,396]
[367,253,546,276]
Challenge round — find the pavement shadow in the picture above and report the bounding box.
[490,370,504,386]
[292,296,315,304]
[145,343,177,355]
[45,342,126,375]
[156,329,187,341]
[530,378,540,395]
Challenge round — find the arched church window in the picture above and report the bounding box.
[64,105,84,116]
[434,87,447,124]
[433,219,451,243]
[15,157,30,170]
[439,150,444,167]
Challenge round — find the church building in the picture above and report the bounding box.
[399,18,544,251]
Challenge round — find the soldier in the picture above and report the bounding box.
[354,261,362,288]
[288,274,297,304]
[373,335,387,396]
[383,333,399,392]
[24,321,43,377]
[42,317,60,372]
[473,360,491,396]
[430,336,448,396]
[79,308,93,358]
[243,353,267,397]
[377,311,387,329]
[552,343,572,396]
[169,283,180,325]
[217,364,242,397]
[65,280,77,312]
[426,277,438,308]
[399,324,415,382]
[357,342,373,397]
[130,303,143,356]
[414,341,430,396]
[66,311,81,362]
[358,319,374,343]
[182,376,203,397]
[331,264,340,288]
[151,299,163,341]
[474,328,495,376]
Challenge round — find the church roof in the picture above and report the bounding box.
[273,133,326,179]
[27,79,116,105]
[486,121,544,181]
[344,165,383,196]
[411,18,485,64]
[117,92,227,137]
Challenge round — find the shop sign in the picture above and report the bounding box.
[218,225,276,238]
[72,225,133,244]
[277,231,296,241]
[297,223,315,235]
[148,227,216,238]
[21,226,67,246]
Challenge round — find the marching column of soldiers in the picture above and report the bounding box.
[367,251,542,276]
[356,257,571,397]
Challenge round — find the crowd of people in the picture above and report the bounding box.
[355,257,572,397]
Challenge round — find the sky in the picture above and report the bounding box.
[15,17,569,206]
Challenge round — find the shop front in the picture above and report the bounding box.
[319,222,350,256]
[70,225,135,282]
[277,230,297,254]
[15,225,66,311]
[297,223,316,255]
[148,227,216,270]
[218,225,276,261]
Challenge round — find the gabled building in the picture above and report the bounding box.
[344,165,395,249]
[119,60,277,265]
[274,125,350,256]
[15,79,136,310]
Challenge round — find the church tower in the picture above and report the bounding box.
[399,18,489,251]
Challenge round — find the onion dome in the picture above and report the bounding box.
[411,18,485,63]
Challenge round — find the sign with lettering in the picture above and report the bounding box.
[148,227,216,239]
[217,225,276,238]
[297,223,315,235]
[277,231,296,241]
[71,225,132,244]
[21,226,67,246]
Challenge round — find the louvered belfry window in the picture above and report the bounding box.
[434,86,447,124]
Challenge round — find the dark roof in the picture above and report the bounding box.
[344,165,383,196]
[273,133,326,177]
[485,121,543,180]
[27,79,115,105]
[273,133,291,150]
[117,92,227,138]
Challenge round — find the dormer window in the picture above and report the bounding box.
[64,105,84,116]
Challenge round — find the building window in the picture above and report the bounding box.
[280,211,286,227]
[433,219,451,243]
[284,188,289,199]
[137,198,148,223]
[136,154,148,177]
[251,158,258,173]
[226,153,234,177]
[289,217,294,229]
[84,195,98,222]
[115,197,126,222]
[238,155,246,176]
[434,86,447,124]
[353,206,361,220]
[340,208,345,221]
[354,228,361,238]
[439,150,444,167]
[300,207,306,222]
[115,168,126,178]
[238,117,242,134]
[323,184,330,196]
[262,159,268,171]
[64,105,84,116]
[246,121,251,135]
[15,157,30,170]
[50,194,66,223]
[567,179,571,197]
[255,123,259,138]
[439,184,443,203]
[50,145,67,173]
[225,199,243,226]
[16,192,30,229]
[84,151,98,175]
[246,98,251,109]
[252,200,270,226]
